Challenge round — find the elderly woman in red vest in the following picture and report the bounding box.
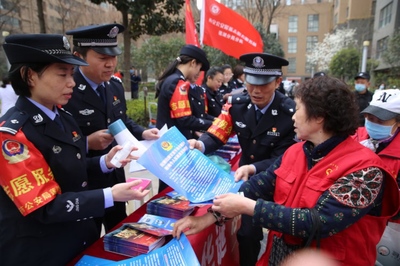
[352,89,400,265]
[173,76,400,266]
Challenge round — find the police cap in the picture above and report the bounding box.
[2,34,88,70]
[239,53,289,85]
[313,71,326,78]
[66,23,124,56]
[179,45,210,72]
[354,71,370,81]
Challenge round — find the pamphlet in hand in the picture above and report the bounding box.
[137,126,243,203]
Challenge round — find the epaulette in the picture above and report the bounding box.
[111,75,122,84]
[228,94,250,104]
[280,97,296,115]
[0,111,29,136]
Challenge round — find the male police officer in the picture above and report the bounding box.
[190,53,296,265]
[63,24,159,234]
[354,71,373,126]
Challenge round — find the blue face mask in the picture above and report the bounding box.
[365,119,394,140]
[355,84,366,92]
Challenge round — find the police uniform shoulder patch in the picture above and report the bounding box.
[111,75,122,84]
[0,111,29,135]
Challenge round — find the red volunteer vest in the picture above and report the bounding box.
[257,137,399,266]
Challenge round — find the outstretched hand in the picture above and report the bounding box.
[172,212,215,239]
[111,179,150,202]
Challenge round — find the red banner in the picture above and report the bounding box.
[185,0,204,85]
[201,0,263,59]
[185,0,200,46]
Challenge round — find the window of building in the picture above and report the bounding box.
[288,37,297,53]
[308,14,319,32]
[288,16,298,33]
[286,0,291,6]
[379,2,392,28]
[288,58,296,73]
[334,14,337,25]
[305,61,313,74]
[0,14,19,27]
[306,36,318,53]
[376,37,389,59]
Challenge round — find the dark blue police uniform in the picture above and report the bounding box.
[204,83,224,118]
[200,52,296,266]
[0,33,104,265]
[63,24,145,232]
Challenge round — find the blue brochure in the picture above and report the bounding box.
[105,234,200,266]
[137,127,243,203]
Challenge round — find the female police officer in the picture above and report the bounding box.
[0,34,149,265]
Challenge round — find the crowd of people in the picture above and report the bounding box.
[0,25,399,266]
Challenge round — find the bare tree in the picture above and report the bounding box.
[54,0,85,34]
[235,0,282,34]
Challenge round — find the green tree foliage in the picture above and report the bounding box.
[382,31,400,77]
[202,46,240,68]
[255,23,284,57]
[329,48,360,81]
[90,0,185,90]
[133,36,185,79]
[90,0,184,40]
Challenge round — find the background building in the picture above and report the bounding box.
[372,0,400,73]
[0,0,121,77]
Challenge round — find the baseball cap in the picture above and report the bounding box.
[361,89,400,120]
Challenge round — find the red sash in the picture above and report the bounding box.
[0,128,61,216]
[170,80,192,118]
[207,103,233,143]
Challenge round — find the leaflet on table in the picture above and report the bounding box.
[75,255,114,266]
[129,125,169,172]
[137,126,243,203]
[103,234,200,266]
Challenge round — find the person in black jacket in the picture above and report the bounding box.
[354,71,373,126]
[63,24,159,234]
[155,44,210,192]
[0,33,149,265]
[189,52,296,266]
[188,82,214,139]
[219,64,234,100]
[203,66,224,118]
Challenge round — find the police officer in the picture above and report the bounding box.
[188,82,214,138]
[203,66,225,117]
[156,45,210,140]
[354,71,373,126]
[190,52,296,266]
[63,24,159,233]
[0,33,149,265]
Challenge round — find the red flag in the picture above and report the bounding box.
[185,0,204,85]
[201,0,263,59]
[185,0,200,46]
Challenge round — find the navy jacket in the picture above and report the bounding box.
[200,91,296,172]
[0,97,104,265]
[64,70,145,189]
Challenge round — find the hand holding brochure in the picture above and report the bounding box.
[137,126,243,203]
